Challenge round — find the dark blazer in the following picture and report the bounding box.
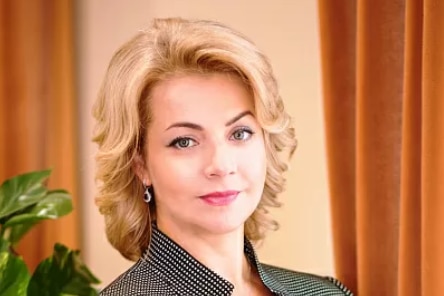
[100,226,353,296]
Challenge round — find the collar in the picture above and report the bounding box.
[142,225,289,295]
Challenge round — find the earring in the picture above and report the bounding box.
[143,182,152,203]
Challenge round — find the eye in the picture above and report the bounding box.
[168,137,198,149]
[230,127,254,141]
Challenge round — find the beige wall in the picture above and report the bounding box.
[76,0,334,287]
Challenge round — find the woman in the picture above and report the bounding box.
[94,18,353,296]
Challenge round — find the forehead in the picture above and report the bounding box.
[148,73,254,123]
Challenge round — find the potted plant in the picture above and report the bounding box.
[0,170,100,296]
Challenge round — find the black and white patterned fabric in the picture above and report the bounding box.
[100,226,353,295]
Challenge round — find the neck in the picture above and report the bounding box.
[156,221,252,286]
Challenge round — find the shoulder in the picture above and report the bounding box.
[261,264,353,296]
[99,260,175,296]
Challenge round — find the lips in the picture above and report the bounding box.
[199,190,240,206]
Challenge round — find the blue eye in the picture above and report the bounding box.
[231,128,254,141]
[169,137,197,149]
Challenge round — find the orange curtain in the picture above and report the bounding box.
[318,0,444,295]
[0,0,79,270]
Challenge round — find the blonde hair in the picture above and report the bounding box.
[93,18,297,261]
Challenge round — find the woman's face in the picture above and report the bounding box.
[136,73,267,238]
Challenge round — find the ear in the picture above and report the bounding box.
[133,153,151,186]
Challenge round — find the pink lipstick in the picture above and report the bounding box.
[199,190,239,206]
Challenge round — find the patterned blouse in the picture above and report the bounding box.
[100,226,353,295]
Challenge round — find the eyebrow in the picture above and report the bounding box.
[165,110,253,131]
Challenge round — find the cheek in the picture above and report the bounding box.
[148,152,200,194]
[238,141,267,183]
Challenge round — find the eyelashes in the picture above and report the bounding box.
[168,137,197,149]
[230,127,254,141]
[167,127,255,150]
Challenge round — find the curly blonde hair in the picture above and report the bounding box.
[93,18,297,261]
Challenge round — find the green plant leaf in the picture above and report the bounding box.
[4,190,72,227]
[5,190,73,245]
[28,243,100,296]
[0,237,9,252]
[0,252,30,296]
[0,170,51,222]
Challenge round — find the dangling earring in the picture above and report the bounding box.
[143,182,152,203]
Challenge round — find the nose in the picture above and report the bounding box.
[204,143,237,178]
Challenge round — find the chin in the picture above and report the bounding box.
[197,211,252,235]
